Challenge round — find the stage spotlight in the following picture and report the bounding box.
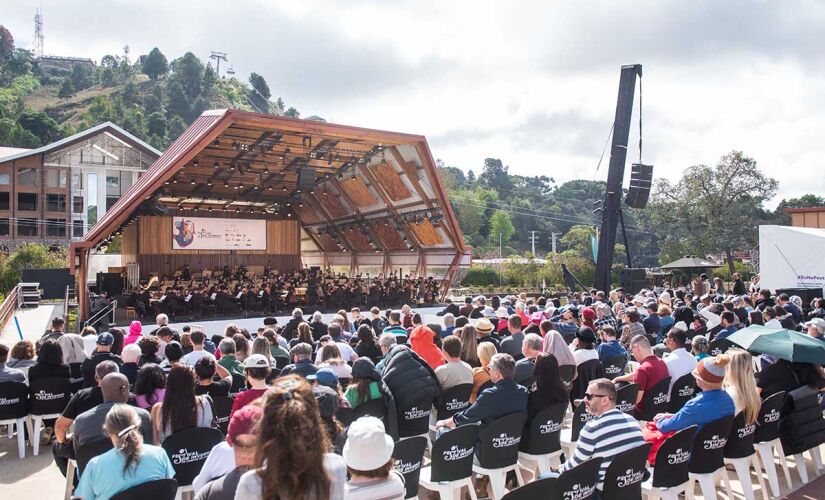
[428,213,445,224]
[214,162,220,169]
[193,160,199,168]
[190,179,196,185]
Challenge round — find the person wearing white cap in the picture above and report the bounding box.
[343,416,405,499]
[805,317,825,342]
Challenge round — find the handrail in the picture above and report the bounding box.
[0,284,22,333]
[83,299,117,329]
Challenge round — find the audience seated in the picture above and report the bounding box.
[150,365,215,444]
[80,332,122,388]
[194,357,233,398]
[281,343,319,378]
[614,334,668,417]
[343,416,406,499]
[0,343,26,383]
[230,354,271,417]
[75,404,175,500]
[435,336,473,389]
[235,375,347,499]
[135,363,167,409]
[470,342,498,402]
[194,404,263,499]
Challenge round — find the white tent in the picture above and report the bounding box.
[759,225,825,290]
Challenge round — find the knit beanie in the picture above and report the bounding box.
[693,355,728,385]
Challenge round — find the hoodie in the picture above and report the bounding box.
[409,326,444,370]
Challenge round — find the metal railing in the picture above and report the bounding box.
[83,299,117,330]
[0,284,22,333]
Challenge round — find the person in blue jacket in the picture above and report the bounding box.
[654,356,734,433]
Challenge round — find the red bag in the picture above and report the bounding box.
[641,421,675,465]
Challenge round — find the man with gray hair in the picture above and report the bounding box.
[375,333,397,371]
[514,333,543,386]
[805,318,825,341]
[280,343,318,378]
[442,313,456,337]
[281,307,304,340]
[435,353,528,437]
[217,338,244,377]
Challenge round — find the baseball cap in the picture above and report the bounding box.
[227,404,263,446]
[96,332,114,346]
[313,385,340,418]
[343,416,395,471]
[804,318,825,329]
[307,368,339,388]
[244,354,270,369]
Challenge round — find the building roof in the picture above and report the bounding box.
[660,256,722,270]
[783,206,825,214]
[72,109,466,259]
[0,147,32,161]
[0,121,161,164]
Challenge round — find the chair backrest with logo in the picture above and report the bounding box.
[435,383,473,420]
[429,423,480,482]
[397,397,433,438]
[615,383,639,414]
[570,400,596,442]
[602,355,628,380]
[0,381,29,420]
[688,415,735,474]
[551,457,604,500]
[708,338,734,356]
[724,411,757,459]
[111,478,179,500]
[637,376,671,421]
[651,426,697,488]
[570,359,605,404]
[392,436,427,499]
[28,377,72,415]
[601,442,652,499]
[228,374,246,398]
[211,396,234,435]
[667,373,696,413]
[520,402,566,455]
[75,438,113,475]
[68,363,85,394]
[754,391,785,444]
[161,427,224,486]
[475,412,528,469]
[500,476,557,500]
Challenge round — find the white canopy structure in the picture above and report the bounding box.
[759,225,825,290]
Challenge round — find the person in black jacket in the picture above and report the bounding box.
[80,332,122,388]
[437,298,461,317]
[281,308,305,340]
[380,345,440,434]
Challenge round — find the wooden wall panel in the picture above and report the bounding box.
[406,219,443,247]
[372,223,408,250]
[316,188,348,218]
[316,233,340,252]
[341,228,374,253]
[339,178,376,208]
[121,224,138,263]
[266,220,300,254]
[374,162,411,201]
[137,254,301,277]
[295,204,322,224]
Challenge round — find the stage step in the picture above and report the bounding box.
[19,282,41,308]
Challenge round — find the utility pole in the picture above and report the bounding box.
[499,232,503,286]
[210,51,228,78]
[529,231,539,257]
[551,232,561,254]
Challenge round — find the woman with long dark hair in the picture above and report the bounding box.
[150,364,214,444]
[134,363,166,410]
[75,404,174,499]
[28,339,70,383]
[354,324,382,362]
[236,375,346,499]
[527,353,569,419]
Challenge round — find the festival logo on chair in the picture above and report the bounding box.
[174,218,196,247]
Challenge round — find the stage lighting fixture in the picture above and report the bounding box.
[282,186,287,192]
[428,213,445,224]
[337,173,344,181]
[190,179,196,185]
[214,162,220,169]
[253,185,258,190]
[224,182,230,188]
[193,160,199,168]
[207,181,213,187]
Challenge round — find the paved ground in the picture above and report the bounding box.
[0,303,62,348]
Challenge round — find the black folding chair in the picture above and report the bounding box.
[393,436,427,500]
[75,438,114,475]
[434,383,473,420]
[161,427,223,495]
[560,400,595,457]
[68,363,85,394]
[602,355,627,379]
[418,423,480,500]
[753,391,792,497]
[502,457,604,500]
[472,412,528,498]
[688,415,735,499]
[615,382,639,414]
[397,396,434,438]
[559,364,576,383]
[708,337,735,356]
[570,359,605,405]
[636,376,671,421]
[667,373,696,413]
[211,396,234,435]
[28,377,72,456]
[111,478,179,500]
[641,426,697,499]
[337,397,388,427]
[0,381,29,459]
[601,442,651,500]
[518,402,567,476]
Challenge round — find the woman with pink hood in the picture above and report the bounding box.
[124,320,143,345]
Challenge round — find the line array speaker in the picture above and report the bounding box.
[298,167,316,192]
[625,163,654,209]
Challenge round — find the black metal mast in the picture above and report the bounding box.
[594,64,642,293]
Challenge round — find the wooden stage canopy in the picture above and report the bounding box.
[70,109,471,320]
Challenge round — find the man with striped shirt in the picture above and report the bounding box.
[558,378,645,495]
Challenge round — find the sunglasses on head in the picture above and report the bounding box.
[584,393,608,401]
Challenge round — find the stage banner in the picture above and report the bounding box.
[172,217,267,250]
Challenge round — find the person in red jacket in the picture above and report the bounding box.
[409,326,444,370]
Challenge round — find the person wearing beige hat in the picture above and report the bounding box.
[343,416,405,499]
[475,317,501,351]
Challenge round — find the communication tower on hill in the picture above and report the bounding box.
[33,7,44,58]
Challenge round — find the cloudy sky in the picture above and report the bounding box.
[3,0,825,205]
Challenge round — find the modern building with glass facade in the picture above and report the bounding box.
[0,122,160,251]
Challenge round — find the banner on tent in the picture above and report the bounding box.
[171,217,267,250]
[759,225,825,290]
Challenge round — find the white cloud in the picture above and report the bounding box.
[3,0,825,206]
